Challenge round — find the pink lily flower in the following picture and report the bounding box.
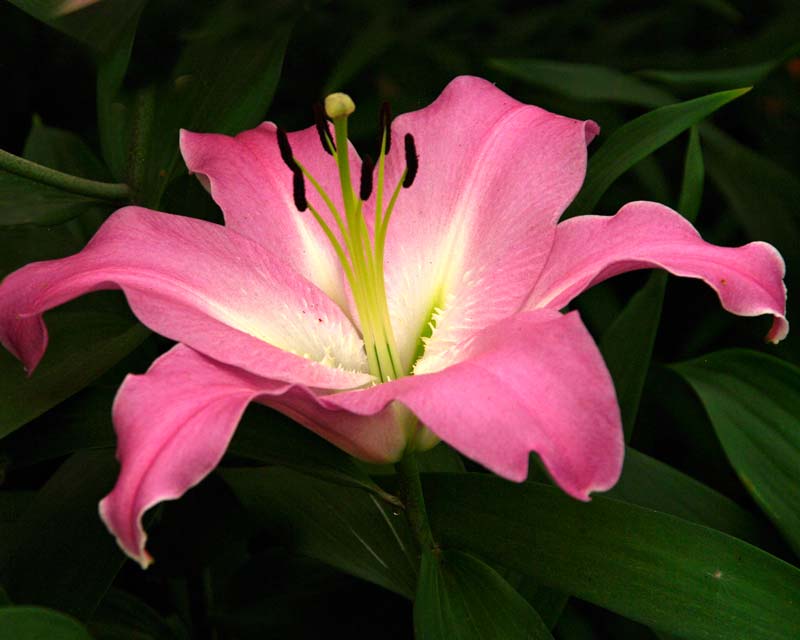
[0,77,787,568]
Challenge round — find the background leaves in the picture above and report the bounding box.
[674,350,800,556]
[414,549,553,640]
[424,474,800,640]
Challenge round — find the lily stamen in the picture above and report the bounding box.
[359,154,374,202]
[378,101,392,154]
[312,102,336,155]
[292,170,307,212]
[403,134,418,188]
[276,92,412,382]
[274,93,415,382]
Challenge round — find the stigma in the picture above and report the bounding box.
[276,93,418,382]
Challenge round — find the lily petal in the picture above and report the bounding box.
[180,125,362,312]
[379,76,599,372]
[100,344,408,567]
[0,206,370,388]
[99,344,288,567]
[326,309,624,499]
[527,201,788,342]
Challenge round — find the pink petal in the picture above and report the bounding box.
[528,201,788,342]
[326,309,624,499]
[180,125,361,312]
[99,345,286,567]
[377,76,599,371]
[0,206,370,388]
[99,344,408,567]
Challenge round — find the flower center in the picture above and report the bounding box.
[277,93,418,382]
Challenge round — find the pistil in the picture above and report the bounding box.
[278,93,416,382]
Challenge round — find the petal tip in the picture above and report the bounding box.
[766,316,789,344]
[177,128,195,152]
[584,120,601,145]
[559,473,620,503]
[98,495,153,570]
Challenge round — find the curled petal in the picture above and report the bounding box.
[528,201,788,342]
[100,345,287,567]
[0,206,370,388]
[326,310,624,499]
[100,345,407,566]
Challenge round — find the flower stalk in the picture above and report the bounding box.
[0,148,131,201]
[396,453,437,553]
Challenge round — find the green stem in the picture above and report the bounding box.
[127,85,156,206]
[396,453,436,552]
[0,148,130,202]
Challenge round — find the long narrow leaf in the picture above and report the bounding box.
[566,88,746,217]
[674,349,800,557]
[425,473,800,640]
[415,549,554,639]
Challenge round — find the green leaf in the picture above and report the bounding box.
[0,171,113,226]
[687,0,742,21]
[221,466,417,599]
[96,8,142,181]
[565,87,748,218]
[673,349,800,557]
[0,224,86,279]
[23,117,108,180]
[638,42,800,94]
[8,0,147,54]
[0,337,158,470]
[6,118,115,226]
[0,303,149,439]
[553,602,599,640]
[324,14,394,95]
[0,491,34,523]
[0,450,125,619]
[516,583,569,631]
[424,473,800,640]
[599,274,666,440]
[415,549,553,640]
[136,25,291,206]
[676,127,704,223]
[702,126,800,259]
[0,606,93,639]
[416,442,465,473]
[212,551,407,637]
[489,58,671,108]
[0,386,114,469]
[89,588,183,640]
[609,448,769,547]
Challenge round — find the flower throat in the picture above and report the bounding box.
[276,93,418,383]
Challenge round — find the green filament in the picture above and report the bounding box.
[290,95,408,382]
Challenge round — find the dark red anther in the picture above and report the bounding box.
[378,102,392,154]
[359,155,374,201]
[312,102,336,155]
[402,133,418,188]
[292,170,308,212]
[276,127,299,172]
